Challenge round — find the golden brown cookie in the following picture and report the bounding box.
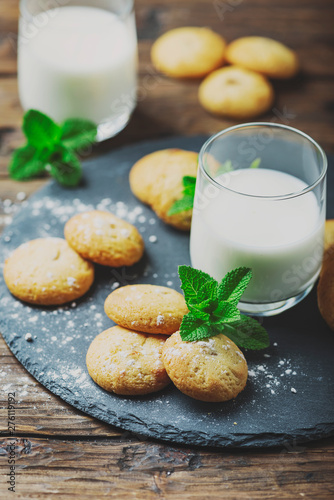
[151,27,226,79]
[198,65,274,119]
[225,36,299,79]
[86,326,170,395]
[64,210,144,267]
[324,219,334,253]
[129,149,198,231]
[162,332,248,402]
[3,238,94,305]
[104,284,188,335]
[318,251,334,330]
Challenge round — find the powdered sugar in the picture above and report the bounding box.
[156,314,164,325]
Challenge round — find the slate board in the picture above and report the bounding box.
[0,135,334,449]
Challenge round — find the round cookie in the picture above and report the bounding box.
[324,219,334,253]
[198,65,274,119]
[318,251,334,331]
[86,326,170,395]
[104,284,188,335]
[162,332,248,402]
[151,27,226,79]
[3,237,94,305]
[129,149,198,231]
[64,210,144,267]
[225,36,299,79]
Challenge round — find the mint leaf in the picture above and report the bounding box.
[178,265,270,350]
[224,315,270,350]
[182,176,196,188]
[8,144,46,180]
[168,195,194,215]
[179,265,216,305]
[61,119,97,150]
[48,145,82,187]
[197,279,218,303]
[211,301,240,324]
[250,157,261,168]
[217,267,252,306]
[179,314,211,341]
[168,175,196,215]
[188,298,214,321]
[23,109,61,150]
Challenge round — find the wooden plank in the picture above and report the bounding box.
[1,73,333,179]
[0,436,333,499]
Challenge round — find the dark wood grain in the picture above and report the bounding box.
[1,433,334,499]
[1,0,334,498]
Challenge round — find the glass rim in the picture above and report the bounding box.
[198,122,328,201]
[20,0,134,21]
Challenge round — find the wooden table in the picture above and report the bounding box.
[1,1,334,498]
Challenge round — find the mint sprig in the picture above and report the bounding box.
[168,157,262,215]
[167,175,196,216]
[178,265,269,350]
[9,109,97,187]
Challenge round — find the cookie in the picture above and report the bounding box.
[162,332,248,402]
[86,326,170,395]
[3,237,94,305]
[324,219,334,253]
[198,65,274,119]
[104,284,188,335]
[318,251,334,330]
[151,27,226,79]
[129,149,198,231]
[225,36,299,79]
[64,210,144,267]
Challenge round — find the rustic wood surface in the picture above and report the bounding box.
[1,0,334,498]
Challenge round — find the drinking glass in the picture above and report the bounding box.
[18,0,138,141]
[190,123,327,316]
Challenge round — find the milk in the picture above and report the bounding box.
[18,6,137,125]
[190,168,324,304]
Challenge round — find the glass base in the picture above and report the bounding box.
[238,283,315,317]
[96,111,133,142]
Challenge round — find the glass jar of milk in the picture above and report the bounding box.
[18,0,138,141]
[190,123,327,316]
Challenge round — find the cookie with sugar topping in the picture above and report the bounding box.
[3,237,94,305]
[104,284,188,335]
[86,326,170,395]
[162,332,248,402]
[64,210,144,267]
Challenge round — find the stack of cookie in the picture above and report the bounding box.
[129,148,198,231]
[151,28,299,119]
[86,284,248,402]
[86,284,188,396]
[3,210,144,306]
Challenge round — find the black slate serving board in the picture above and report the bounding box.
[0,135,333,449]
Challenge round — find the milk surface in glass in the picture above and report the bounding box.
[190,168,324,304]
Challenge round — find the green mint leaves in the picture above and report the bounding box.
[168,157,261,216]
[9,109,97,187]
[168,175,196,215]
[178,265,269,350]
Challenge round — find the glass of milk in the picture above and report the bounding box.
[18,0,138,141]
[190,123,327,316]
